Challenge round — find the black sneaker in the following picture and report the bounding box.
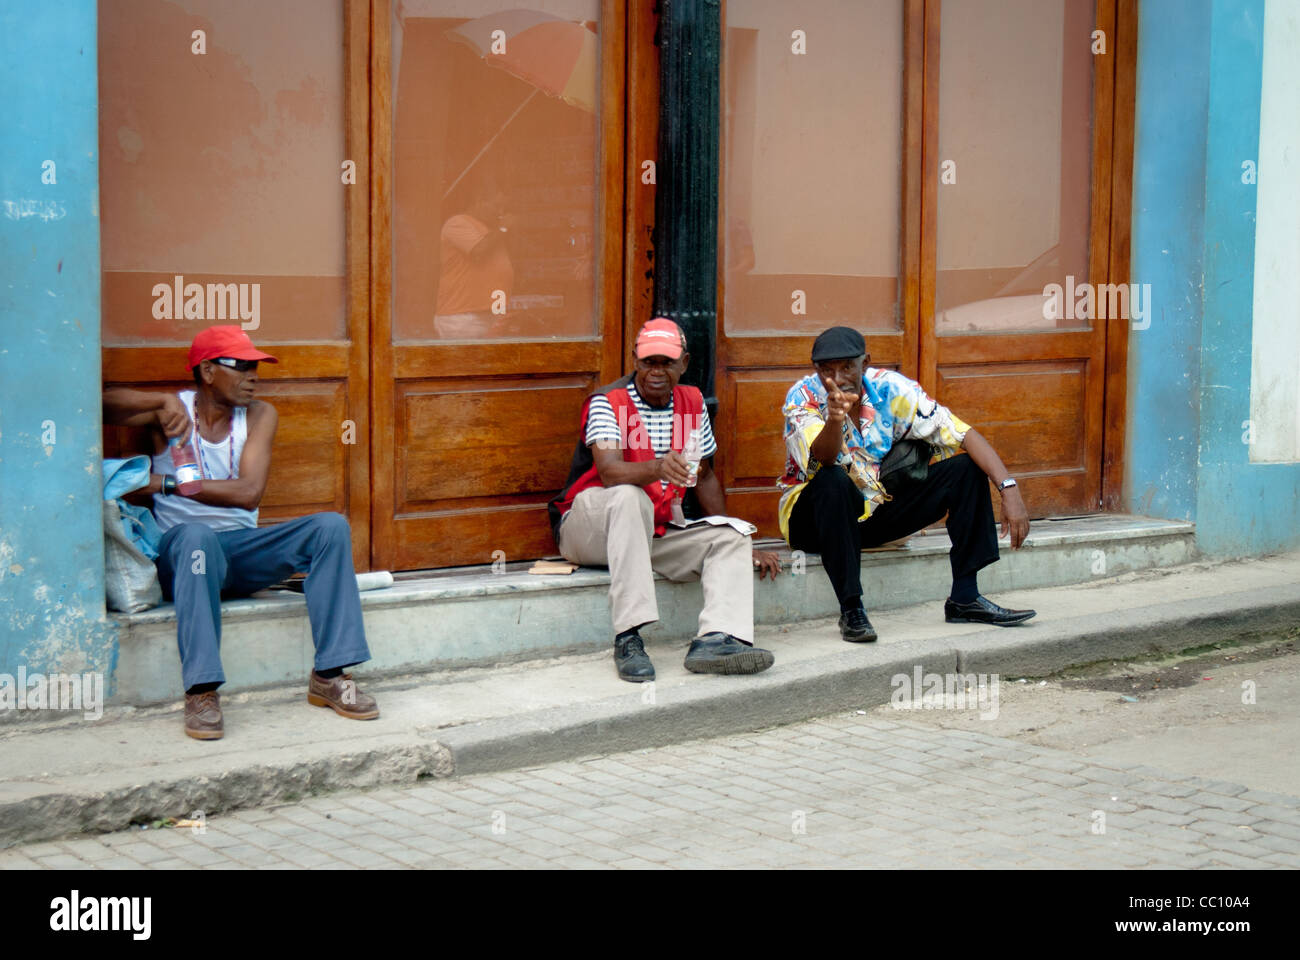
[944,595,1036,626]
[683,633,775,675]
[839,608,878,643]
[681,629,769,671]
[614,632,655,682]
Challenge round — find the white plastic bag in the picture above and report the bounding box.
[103,499,162,613]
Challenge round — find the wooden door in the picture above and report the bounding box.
[918,0,1124,518]
[99,0,372,571]
[371,0,625,571]
[714,0,1132,534]
[714,0,923,533]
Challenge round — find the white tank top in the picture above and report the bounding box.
[152,390,258,533]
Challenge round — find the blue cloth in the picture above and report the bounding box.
[103,455,151,500]
[154,513,371,691]
[102,456,162,559]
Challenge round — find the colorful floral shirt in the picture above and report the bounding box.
[777,368,971,541]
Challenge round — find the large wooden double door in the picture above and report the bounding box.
[100,0,635,573]
[712,0,1136,532]
[100,0,1133,573]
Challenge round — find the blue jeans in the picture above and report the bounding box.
[155,513,371,691]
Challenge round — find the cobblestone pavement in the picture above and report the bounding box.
[4,712,1300,869]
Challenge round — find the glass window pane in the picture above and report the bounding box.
[391,1,600,342]
[723,0,903,336]
[935,0,1094,335]
[99,0,347,345]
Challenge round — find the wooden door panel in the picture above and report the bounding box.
[254,380,350,518]
[724,369,807,486]
[937,360,1088,470]
[393,341,603,380]
[933,332,1099,365]
[1004,472,1093,521]
[396,375,595,507]
[721,335,908,371]
[389,504,557,572]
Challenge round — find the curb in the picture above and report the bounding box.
[4,583,1298,847]
[0,743,453,849]
[440,584,1300,775]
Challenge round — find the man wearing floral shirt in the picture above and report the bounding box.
[779,326,1034,642]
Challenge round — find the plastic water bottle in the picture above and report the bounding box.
[169,435,203,496]
[683,428,702,489]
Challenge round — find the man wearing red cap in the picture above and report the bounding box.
[102,325,377,740]
[550,318,782,682]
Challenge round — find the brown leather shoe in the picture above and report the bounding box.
[184,691,224,740]
[307,671,379,720]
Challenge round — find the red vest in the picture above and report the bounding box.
[549,377,705,540]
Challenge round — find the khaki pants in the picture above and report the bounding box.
[557,484,755,641]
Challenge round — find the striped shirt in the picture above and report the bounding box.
[585,381,717,487]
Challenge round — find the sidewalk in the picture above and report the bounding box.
[2,553,1298,847]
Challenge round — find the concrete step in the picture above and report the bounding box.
[108,514,1195,706]
[3,551,1296,848]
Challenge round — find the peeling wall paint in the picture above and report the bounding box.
[0,0,118,678]
[1128,0,1300,556]
[1127,0,1209,523]
[1194,0,1300,555]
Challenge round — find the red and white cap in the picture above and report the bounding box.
[187,325,279,371]
[634,317,686,359]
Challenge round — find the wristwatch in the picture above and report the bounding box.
[161,475,177,496]
[997,478,1018,492]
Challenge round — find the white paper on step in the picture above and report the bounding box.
[355,570,394,591]
[665,514,758,536]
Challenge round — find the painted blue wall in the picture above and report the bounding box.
[0,1,117,673]
[1128,0,1300,556]
[1126,0,1211,522]
[1194,0,1300,555]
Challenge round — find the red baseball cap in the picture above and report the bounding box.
[187,325,278,371]
[635,317,686,359]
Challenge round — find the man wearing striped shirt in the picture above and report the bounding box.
[549,318,781,682]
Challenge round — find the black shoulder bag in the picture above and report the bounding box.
[878,437,931,497]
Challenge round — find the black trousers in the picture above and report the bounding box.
[787,454,1000,606]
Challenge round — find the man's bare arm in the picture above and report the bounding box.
[102,388,190,444]
[960,427,1030,549]
[694,457,726,516]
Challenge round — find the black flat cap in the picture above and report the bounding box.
[811,326,866,363]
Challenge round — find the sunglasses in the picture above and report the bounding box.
[211,357,259,372]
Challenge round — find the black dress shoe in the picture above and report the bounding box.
[683,633,775,675]
[944,595,1036,626]
[838,608,878,643]
[614,632,655,682]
